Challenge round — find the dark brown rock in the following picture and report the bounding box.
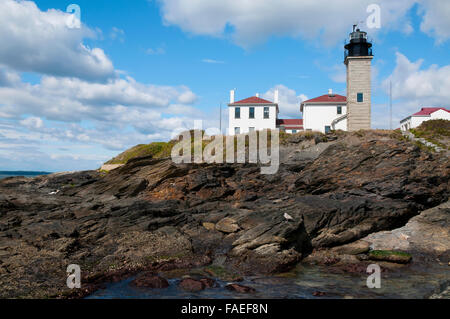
[215,217,240,233]
[130,273,169,289]
[331,240,371,255]
[200,278,217,288]
[225,284,256,293]
[178,278,205,292]
[0,130,448,298]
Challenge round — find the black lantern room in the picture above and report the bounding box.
[344,25,373,60]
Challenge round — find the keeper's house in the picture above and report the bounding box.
[400,107,450,131]
[228,89,303,135]
[300,89,347,134]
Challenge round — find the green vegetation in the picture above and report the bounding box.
[368,250,412,264]
[390,129,407,141]
[410,119,450,150]
[106,141,175,164]
[105,129,292,165]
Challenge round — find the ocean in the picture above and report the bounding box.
[0,171,52,180]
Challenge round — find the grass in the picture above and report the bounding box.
[105,129,293,165]
[368,250,412,264]
[106,141,175,164]
[410,119,450,150]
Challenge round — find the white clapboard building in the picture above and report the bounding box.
[228,89,305,135]
[400,107,450,131]
[228,90,279,135]
[300,89,348,134]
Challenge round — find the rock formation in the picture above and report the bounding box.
[0,130,448,298]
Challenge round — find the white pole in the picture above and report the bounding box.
[390,81,392,130]
[220,102,222,134]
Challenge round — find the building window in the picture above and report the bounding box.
[235,107,240,119]
[235,127,240,135]
[357,93,364,103]
[337,106,342,114]
[292,130,297,134]
[325,126,331,134]
[249,127,255,132]
[249,107,255,119]
[264,107,270,119]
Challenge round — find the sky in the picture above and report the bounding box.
[0,0,449,172]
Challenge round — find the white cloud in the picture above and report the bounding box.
[383,52,450,107]
[158,0,420,47]
[0,75,197,122]
[202,59,224,64]
[0,1,208,171]
[418,0,450,43]
[0,68,21,87]
[0,72,201,156]
[0,0,114,80]
[378,52,450,126]
[263,85,307,119]
[20,117,44,129]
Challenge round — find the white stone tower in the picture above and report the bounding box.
[344,25,373,131]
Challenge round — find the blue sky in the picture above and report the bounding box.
[0,0,449,171]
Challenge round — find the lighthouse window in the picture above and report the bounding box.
[264,107,270,119]
[357,93,364,102]
[337,106,342,114]
[249,107,255,119]
[235,107,241,119]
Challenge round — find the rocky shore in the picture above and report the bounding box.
[0,130,448,298]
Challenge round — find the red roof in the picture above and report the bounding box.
[283,126,304,130]
[412,107,450,116]
[231,96,274,104]
[301,94,347,104]
[277,119,303,126]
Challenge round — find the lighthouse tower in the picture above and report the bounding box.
[344,25,373,131]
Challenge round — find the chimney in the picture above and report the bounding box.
[256,93,260,98]
[274,89,279,104]
[230,89,235,104]
[328,88,334,96]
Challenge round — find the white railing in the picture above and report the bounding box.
[331,114,348,130]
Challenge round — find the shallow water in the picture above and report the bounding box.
[0,171,51,180]
[87,263,449,299]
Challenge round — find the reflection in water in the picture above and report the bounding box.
[87,263,448,299]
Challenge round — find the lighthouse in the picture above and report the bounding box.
[344,25,373,131]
